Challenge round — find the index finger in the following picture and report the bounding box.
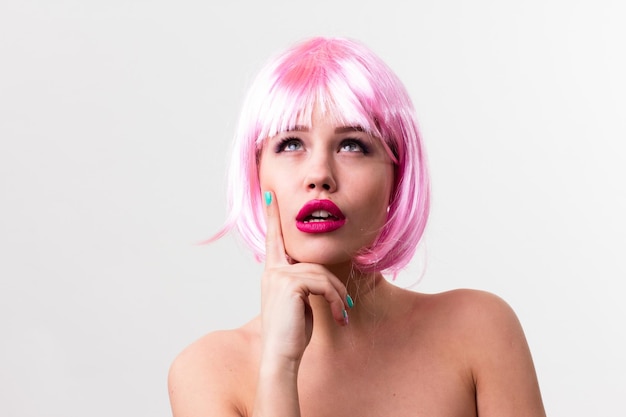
[263,190,289,268]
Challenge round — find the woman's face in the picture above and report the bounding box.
[258,107,395,267]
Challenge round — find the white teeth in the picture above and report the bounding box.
[311,210,331,218]
[304,210,334,223]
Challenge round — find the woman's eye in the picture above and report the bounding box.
[339,139,369,154]
[276,138,303,152]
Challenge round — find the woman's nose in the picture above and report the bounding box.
[303,153,337,192]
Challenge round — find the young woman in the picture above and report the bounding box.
[168,36,546,417]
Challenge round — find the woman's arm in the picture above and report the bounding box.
[252,191,349,417]
[251,356,301,417]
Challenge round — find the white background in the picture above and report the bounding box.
[1,1,625,416]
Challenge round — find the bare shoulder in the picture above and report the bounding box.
[168,318,261,417]
[420,289,528,359]
[401,288,518,330]
[417,288,546,416]
[430,288,520,323]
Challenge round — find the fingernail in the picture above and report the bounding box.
[342,309,349,325]
[264,191,272,206]
[346,294,354,309]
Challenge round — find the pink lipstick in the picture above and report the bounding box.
[296,199,346,234]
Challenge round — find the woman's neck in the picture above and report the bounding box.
[307,263,400,346]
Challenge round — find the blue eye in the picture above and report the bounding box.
[340,139,370,154]
[275,137,303,153]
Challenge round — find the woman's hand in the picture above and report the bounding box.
[260,191,349,365]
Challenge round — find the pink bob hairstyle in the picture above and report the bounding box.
[211,36,430,276]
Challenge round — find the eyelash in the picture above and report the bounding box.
[341,139,370,154]
[274,137,370,154]
[274,137,302,153]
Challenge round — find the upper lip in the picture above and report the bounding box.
[296,199,345,221]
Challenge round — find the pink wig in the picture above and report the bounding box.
[212,36,430,276]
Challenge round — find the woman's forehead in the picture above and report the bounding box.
[260,100,376,139]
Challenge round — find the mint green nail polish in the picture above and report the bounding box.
[342,309,349,325]
[346,294,354,309]
[264,191,272,206]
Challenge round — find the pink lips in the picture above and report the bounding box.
[296,199,346,234]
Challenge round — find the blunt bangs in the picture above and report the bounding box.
[253,54,383,148]
[215,37,430,276]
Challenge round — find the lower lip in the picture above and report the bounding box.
[296,219,346,234]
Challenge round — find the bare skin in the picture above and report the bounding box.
[168,110,546,417]
[169,287,545,416]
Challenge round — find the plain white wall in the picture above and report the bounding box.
[1,0,624,416]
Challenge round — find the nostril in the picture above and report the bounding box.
[308,183,332,190]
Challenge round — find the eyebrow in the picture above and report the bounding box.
[335,126,366,133]
[283,125,366,133]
